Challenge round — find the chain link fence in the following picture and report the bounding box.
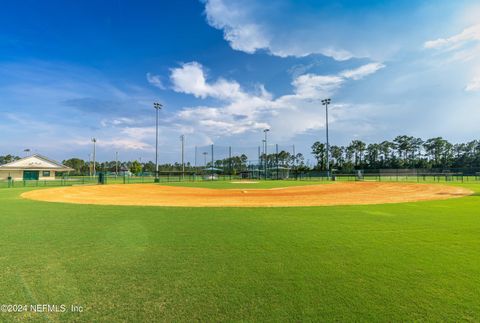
[2,141,480,190]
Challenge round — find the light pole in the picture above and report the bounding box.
[180,135,185,180]
[261,139,265,178]
[153,102,163,182]
[91,138,97,177]
[115,152,118,177]
[321,98,331,178]
[88,153,92,177]
[263,129,270,180]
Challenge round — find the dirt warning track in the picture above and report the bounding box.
[21,182,472,207]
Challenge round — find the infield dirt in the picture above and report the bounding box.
[21,182,472,207]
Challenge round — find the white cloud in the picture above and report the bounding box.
[204,0,270,54]
[203,0,354,61]
[340,62,386,80]
[321,48,354,62]
[99,139,153,151]
[204,0,446,62]
[73,138,153,151]
[425,24,480,91]
[100,117,136,127]
[424,24,480,50]
[146,73,165,89]
[465,77,480,92]
[121,127,156,139]
[171,61,383,139]
[170,62,245,100]
[292,74,344,99]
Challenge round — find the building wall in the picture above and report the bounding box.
[0,170,22,180]
[0,170,57,181]
[39,170,55,180]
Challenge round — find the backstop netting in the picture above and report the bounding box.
[192,144,296,179]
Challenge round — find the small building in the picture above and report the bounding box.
[0,154,73,181]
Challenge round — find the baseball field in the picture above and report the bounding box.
[1,180,480,321]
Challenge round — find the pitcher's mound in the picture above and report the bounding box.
[21,182,472,207]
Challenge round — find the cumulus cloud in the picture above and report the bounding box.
[202,0,433,61]
[203,0,354,60]
[170,61,383,140]
[292,74,344,99]
[204,0,270,54]
[170,62,245,100]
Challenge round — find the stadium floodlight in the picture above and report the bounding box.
[91,138,97,176]
[321,98,331,178]
[263,129,270,180]
[153,102,163,183]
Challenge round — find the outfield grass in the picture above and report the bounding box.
[0,182,479,321]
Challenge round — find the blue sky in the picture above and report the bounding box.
[1,0,480,163]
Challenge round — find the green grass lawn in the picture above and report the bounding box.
[0,182,479,322]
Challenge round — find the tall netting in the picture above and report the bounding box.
[192,144,296,179]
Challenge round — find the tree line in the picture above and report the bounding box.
[1,135,479,175]
[311,136,480,171]
[60,158,198,175]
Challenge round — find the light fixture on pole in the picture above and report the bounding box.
[263,129,270,180]
[321,98,331,178]
[153,102,163,183]
[91,138,97,177]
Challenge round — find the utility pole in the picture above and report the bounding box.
[91,138,97,177]
[321,98,331,178]
[180,135,185,180]
[153,102,163,183]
